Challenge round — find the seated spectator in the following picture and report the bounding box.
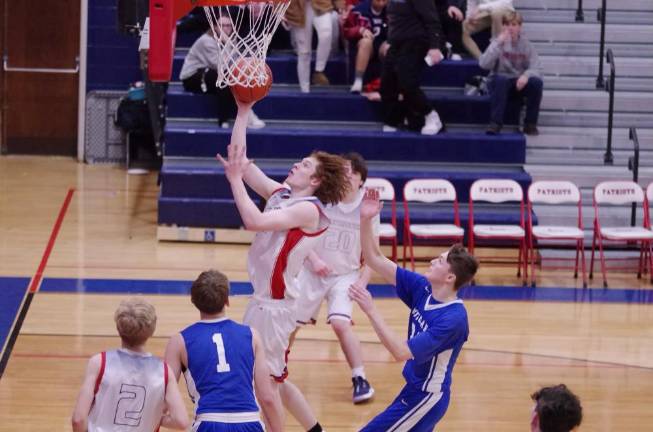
[530,384,583,432]
[179,28,266,129]
[343,0,389,93]
[462,0,514,59]
[435,0,466,59]
[479,11,542,136]
[286,0,335,92]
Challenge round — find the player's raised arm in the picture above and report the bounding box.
[360,189,397,284]
[225,101,283,200]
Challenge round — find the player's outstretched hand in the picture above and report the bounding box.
[216,143,252,183]
[361,188,382,221]
[349,283,375,315]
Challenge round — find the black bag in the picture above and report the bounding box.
[115,97,151,132]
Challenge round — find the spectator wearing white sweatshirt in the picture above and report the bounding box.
[462,0,514,59]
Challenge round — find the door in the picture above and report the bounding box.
[1,0,80,155]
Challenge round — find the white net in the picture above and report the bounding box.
[203,2,290,88]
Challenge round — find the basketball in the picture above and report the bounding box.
[230,59,273,104]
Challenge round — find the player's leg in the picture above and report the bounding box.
[279,380,323,431]
[326,272,374,403]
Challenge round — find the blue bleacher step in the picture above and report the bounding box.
[166,84,519,125]
[159,195,530,234]
[160,157,531,203]
[172,51,484,88]
[164,120,526,164]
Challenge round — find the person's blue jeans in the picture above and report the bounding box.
[489,75,543,126]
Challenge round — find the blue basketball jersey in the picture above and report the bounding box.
[395,267,469,394]
[181,318,259,415]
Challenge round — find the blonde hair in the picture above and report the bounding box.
[502,11,523,25]
[114,297,157,347]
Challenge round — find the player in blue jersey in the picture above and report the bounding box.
[349,189,479,431]
[164,270,284,432]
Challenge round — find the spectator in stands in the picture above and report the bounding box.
[343,0,389,93]
[381,0,444,135]
[179,28,266,129]
[286,0,335,92]
[530,384,583,432]
[462,0,514,59]
[479,11,542,136]
[435,0,466,60]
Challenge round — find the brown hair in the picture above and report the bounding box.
[342,152,368,185]
[191,270,230,314]
[502,11,523,25]
[310,151,350,205]
[114,297,157,347]
[446,244,479,290]
[531,384,582,432]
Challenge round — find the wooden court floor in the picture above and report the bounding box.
[1,156,653,431]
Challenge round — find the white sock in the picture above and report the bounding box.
[352,367,366,379]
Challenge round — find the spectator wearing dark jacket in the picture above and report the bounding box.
[343,0,389,93]
[381,0,444,134]
[435,0,466,57]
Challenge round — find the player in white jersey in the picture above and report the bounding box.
[294,152,378,404]
[217,99,350,432]
[72,298,188,432]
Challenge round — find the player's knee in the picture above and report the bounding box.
[330,318,351,335]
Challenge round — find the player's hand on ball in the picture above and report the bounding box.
[361,189,382,221]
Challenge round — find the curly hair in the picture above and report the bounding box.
[531,384,582,432]
[191,270,230,315]
[114,297,157,347]
[310,151,351,205]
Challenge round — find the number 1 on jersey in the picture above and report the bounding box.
[212,333,231,373]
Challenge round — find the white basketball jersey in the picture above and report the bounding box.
[88,349,167,432]
[315,190,380,275]
[247,188,330,300]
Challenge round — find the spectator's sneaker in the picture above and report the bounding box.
[523,123,539,136]
[450,53,463,61]
[421,110,442,135]
[247,111,266,129]
[382,125,397,133]
[312,71,330,86]
[486,122,502,135]
[350,79,363,94]
[352,376,375,404]
[220,121,230,129]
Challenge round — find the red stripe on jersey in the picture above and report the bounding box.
[164,361,169,392]
[270,228,305,299]
[94,352,106,395]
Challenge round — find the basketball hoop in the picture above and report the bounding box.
[148,0,289,85]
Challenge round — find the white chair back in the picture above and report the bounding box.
[364,177,395,201]
[528,181,580,205]
[594,181,644,205]
[403,179,457,203]
[470,179,523,203]
[646,183,653,202]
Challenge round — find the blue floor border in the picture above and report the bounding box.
[0,277,30,355]
[38,277,653,305]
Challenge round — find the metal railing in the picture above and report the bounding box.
[628,128,640,226]
[603,49,615,165]
[576,0,584,22]
[596,0,607,88]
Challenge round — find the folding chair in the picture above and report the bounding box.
[403,179,464,271]
[364,177,398,261]
[469,179,527,285]
[590,181,653,287]
[528,181,586,288]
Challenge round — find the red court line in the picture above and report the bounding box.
[28,188,75,293]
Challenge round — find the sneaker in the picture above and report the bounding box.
[523,123,539,136]
[350,79,363,94]
[352,376,375,404]
[486,122,502,135]
[312,71,330,86]
[382,124,398,133]
[247,111,266,129]
[220,121,230,129]
[421,110,442,135]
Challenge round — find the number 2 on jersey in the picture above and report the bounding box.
[212,333,231,373]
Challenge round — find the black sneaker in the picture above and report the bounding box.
[352,376,375,404]
[486,122,502,135]
[523,123,539,136]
